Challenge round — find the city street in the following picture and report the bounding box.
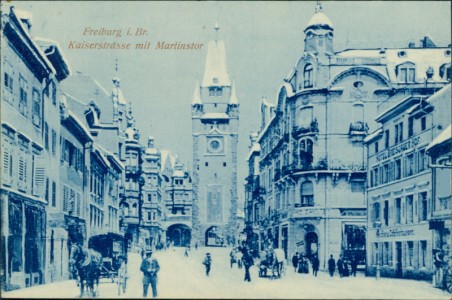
[2,247,450,299]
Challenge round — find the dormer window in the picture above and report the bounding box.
[440,63,451,81]
[396,62,416,83]
[304,64,314,88]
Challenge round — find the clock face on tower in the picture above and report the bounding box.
[207,137,224,154]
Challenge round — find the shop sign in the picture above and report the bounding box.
[377,136,420,161]
[376,228,415,238]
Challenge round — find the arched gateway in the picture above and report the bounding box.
[166,224,191,247]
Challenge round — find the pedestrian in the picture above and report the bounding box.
[203,253,212,276]
[343,259,350,277]
[140,249,160,298]
[311,255,320,277]
[292,252,299,272]
[117,256,128,295]
[230,249,237,268]
[184,246,189,257]
[195,242,198,250]
[337,256,344,278]
[141,247,146,260]
[242,250,254,282]
[350,256,358,277]
[328,254,336,277]
[237,250,243,269]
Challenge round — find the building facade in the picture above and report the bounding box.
[191,26,239,247]
[244,3,451,271]
[365,84,451,280]
[1,7,63,289]
[162,151,193,247]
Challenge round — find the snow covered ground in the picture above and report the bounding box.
[2,247,450,299]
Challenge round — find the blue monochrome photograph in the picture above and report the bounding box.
[0,1,451,298]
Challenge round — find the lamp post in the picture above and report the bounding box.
[374,221,382,280]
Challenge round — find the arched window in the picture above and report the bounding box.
[300,181,314,207]
[132,203,137,216]
[123,203,129,216]
[440,63,451,81]
[396,62,416,83]
[299,138,313,169]
[304,64,314,88]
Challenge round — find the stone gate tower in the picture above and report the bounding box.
[191,24,239,247]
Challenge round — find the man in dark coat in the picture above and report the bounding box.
[328,254,336,277]
[203,253,212,276]
[311,255,320,277]
[350,256,358,277]
[140,249,160,298]
[337,256,344,277]
[242,250,254,282]
[292,252,299,272]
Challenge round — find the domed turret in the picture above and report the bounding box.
[304,2,334,56]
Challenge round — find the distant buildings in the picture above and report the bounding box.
[244,2,451,278]
[191,25,239,247]
[0,5,192,291]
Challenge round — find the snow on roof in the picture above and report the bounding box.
[145,147,159,155]
[280,82,295,98]
[34,37,72,76]
[364,128,382,144]
[202,40,231,87]
[173,170,185,177]
[15,9,33,24]
[201,113,229,119]
[305,12,333,31]
[246,143,261,161]
[427,124,451,152]
[192,80,202,104]
[229,80,238,104]
[112,86,127,105]
[427,84,451,104]
[93,145,111,168]
[335,49,382,58]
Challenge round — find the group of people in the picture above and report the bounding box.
[328,255,359,277]
[292,252,320,276]
[291,253,358,278]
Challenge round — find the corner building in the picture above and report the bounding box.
[191,28,239,247]
[244,3,451,270]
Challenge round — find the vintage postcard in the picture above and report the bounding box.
[0,0,451,299]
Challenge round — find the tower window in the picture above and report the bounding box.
[303,64,314,88]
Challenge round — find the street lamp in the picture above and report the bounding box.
[374,221,382,280]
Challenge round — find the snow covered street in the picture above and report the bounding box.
[2,247,450,299]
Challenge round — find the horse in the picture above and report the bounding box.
[69,243,103,297]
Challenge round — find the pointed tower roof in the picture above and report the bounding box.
[112,59,127,105]
[304,1,333,32]
[229,80,238,104]
[192,80,202,104]
[201,23,231,87]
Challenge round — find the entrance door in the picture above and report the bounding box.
[396,242,402,278]
[305,232,318,260]
[281,226,288,259]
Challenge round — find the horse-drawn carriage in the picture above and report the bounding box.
[69,233,127,297]
[258,248,286,279]
[88,233,128,282]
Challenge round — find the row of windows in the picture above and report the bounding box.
[370,148,428,187]
[372,240,428,268]
[377,116,427,152]
[61,137,84,172]
[371,192,428,226]
[395,62,450,83]
[90,205,104,229]
[2,137,45,197]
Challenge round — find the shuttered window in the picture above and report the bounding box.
[2,142,12,185]
[33,155,45,197]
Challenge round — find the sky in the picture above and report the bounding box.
[8,1,451,205]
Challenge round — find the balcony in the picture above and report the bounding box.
[292,120,319,138]
[349,121,369,137]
